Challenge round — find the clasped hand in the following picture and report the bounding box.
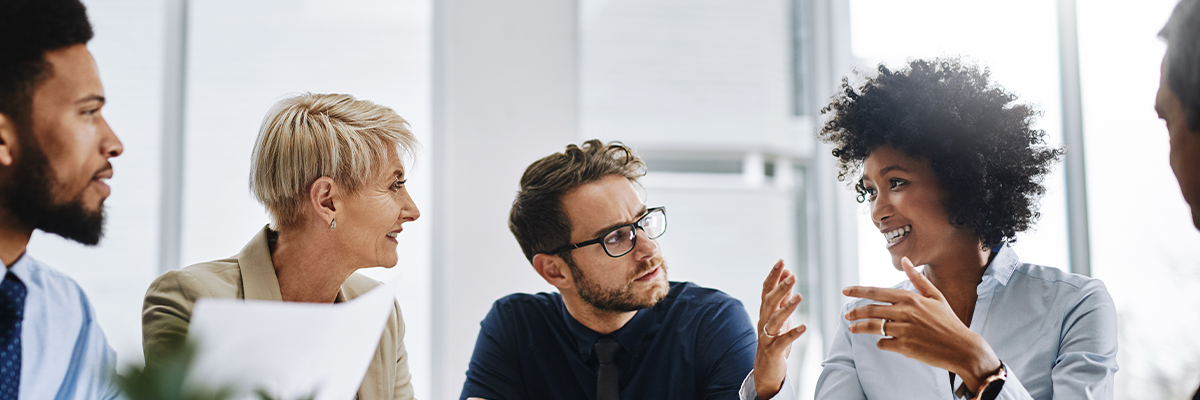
[842,256,1000,393]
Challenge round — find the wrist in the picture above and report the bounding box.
[959,336,1001,392]
[753,373,783,400]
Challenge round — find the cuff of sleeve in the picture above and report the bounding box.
[739,369,796,400]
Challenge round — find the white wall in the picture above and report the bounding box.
[430,0,578,397]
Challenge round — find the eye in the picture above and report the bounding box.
[863,185,878,200]
[82,108,99,116]
[889,178,908,189]
[391,179,406,191]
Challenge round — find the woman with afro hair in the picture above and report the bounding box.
[807,59,1118,400]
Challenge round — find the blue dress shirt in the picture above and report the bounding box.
[4,254,118,400]
[812,245,1118,400]
[460,281,757,400]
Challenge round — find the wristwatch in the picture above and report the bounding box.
[957,362,1006,400]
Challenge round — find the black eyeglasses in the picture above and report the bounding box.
[546,206,667,258]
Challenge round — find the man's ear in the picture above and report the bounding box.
[309,177,338,227]
[0,113,18,167]
[533,253,574,290]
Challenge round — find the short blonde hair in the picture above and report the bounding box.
[250,93,417,231]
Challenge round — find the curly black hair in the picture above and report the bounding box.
[0,0,94,131]
[818,58,1064,250]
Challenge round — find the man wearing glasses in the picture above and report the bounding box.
[460,140,798,400]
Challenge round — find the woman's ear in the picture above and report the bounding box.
[309,177,338,226]
[532,253,573,290]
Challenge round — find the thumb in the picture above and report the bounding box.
[902,257,942,300]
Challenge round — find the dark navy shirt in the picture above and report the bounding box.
[460,281,756,400]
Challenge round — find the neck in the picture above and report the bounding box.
[560,291,637,335]
[0,208,33,267]
[922,244,992,325]
[270,228,357,303]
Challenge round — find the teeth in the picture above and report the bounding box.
[884,226,910,243]
[386,232,398,238]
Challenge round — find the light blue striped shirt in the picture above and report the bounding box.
[4,254,118,400]
[814,245,1118,399]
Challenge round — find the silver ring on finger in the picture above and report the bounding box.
[880,319,891,338]
[763,324,781,339]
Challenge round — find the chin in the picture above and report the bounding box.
[1192,206,1200,231]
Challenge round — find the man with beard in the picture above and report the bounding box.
[0,0,124,398]
[1157,1,1200,399]
[460,140,803,400]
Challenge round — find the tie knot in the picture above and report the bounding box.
[593,336,620,364]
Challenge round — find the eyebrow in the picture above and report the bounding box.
[74,95,105,105]
[591,205,648,238]
[878,165,909,175]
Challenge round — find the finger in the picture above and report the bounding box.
[763,293,801,335]
[763,272,796,320]
[875,336,899,353]
[848,318,894,336]
[845,303,904,322]
[842,286,908,303]
[902,257,943,300]
[760,260,785,296]
[773,270,796,308]
[772,324,807,348]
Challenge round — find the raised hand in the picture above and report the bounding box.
[841,256,1001,393]
[753,260,806,400]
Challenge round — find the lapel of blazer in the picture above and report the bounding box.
[237,225,285,301]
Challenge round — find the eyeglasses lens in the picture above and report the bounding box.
[641,209,666,239]
[602,226,636,257]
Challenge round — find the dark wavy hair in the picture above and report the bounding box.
[0,0,94,132]
[1161,0,1200,131]
[818,58,1064,249]
[509,140,647,262]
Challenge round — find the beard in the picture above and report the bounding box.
[567,256,669,312]
[0,135,106,245]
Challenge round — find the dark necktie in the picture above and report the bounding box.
[594,336,621,400]
[0,272,26,400]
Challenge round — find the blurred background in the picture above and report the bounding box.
[36,0,1200,398]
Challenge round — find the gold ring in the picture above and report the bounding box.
[763,325,781,339]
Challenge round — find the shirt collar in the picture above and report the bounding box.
[982,243,1020,286]
[237,225,285,301]
[6,252,33,284]
[560,296,656,362]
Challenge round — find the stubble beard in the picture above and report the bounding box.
[568,256,669,313]
[0,132,105,245]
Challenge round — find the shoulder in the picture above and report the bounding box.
[17,255,95,309]
[1009,263,1112,300]
[666,281,745,310]
[490,291,563,314]
[147,257,243,299]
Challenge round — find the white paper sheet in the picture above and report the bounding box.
[186,280,399,400]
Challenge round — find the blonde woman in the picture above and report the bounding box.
[142,93,420,400]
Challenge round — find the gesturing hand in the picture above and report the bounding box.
[753,260,806,400]
[842,257,1001,393]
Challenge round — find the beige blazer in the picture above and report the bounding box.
[141,226,415,400]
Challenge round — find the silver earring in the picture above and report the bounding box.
[330,219,337,230]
